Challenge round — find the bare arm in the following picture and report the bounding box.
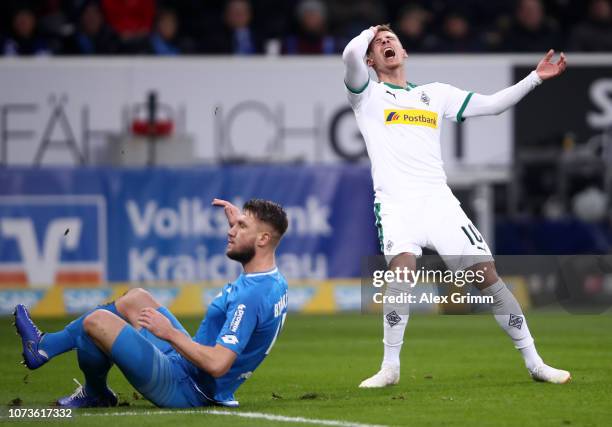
[138,308,237,377]
[464,50,567,118]
[342,27,376,92]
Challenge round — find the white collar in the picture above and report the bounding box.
[244,267,278,278]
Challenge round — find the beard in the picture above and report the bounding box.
[226,245,256,264]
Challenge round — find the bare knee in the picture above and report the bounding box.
[83,309,113,336]
[116,287,160,320]
[83,309,127,352]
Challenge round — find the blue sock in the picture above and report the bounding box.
[76,334,113,397]
[39,302,120,359]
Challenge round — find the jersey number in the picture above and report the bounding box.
[461,224,486,251]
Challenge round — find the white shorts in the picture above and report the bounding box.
[374,193,493,271]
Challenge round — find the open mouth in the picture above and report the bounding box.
[383,47,396,58]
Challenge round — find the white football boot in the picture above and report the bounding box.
[530,364,571,384]
[359,364,400,388]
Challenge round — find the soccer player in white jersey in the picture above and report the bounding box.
[343,25,570,387]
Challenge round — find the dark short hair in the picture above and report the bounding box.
[243,199,288,237]
[367,24,396,55]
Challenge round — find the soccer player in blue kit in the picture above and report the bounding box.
[14,198,289,408]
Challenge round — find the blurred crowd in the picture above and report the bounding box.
[1,0,611,56]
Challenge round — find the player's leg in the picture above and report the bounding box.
[53,309,126,407]
[360,252,417,388]
[115,287,190,354]
[83,310,204,408]
[428,196,570,383]
[470,263,570,383]
[360,201,424,388]
[15,288,186,370]
[13,299,120,370]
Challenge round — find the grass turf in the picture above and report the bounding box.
[1,313,611,426]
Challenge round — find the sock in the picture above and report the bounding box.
[382,281,409,368]
[39,302,119,360]
[76,333,113,397]
[481,279,544,371]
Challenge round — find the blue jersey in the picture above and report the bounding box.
[188,267,288,405]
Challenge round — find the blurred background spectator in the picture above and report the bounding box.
[394,4,437,53]
[203,0,262,54]
[283,0,338,54]
[0,0,609,55]
[2,7,50,56]
[434,11,486,52]
[568,0,612,52]
[61,2,117,55]
[149,8,194,55]
[326,0,387,39]
[500,0,563,52]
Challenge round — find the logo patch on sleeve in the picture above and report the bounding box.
[221,334,239,345]
[384,109,438,128]
[230,304,246,332]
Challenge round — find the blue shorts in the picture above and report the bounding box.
[110,308,208,408]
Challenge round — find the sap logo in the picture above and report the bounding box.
[221,334,239,345]
[230,304,246,332]
[0,290,45,315]
[0,196,106,286]
[63,289,112,314]
[144,288,179,308]
[286,287,316,312]
[334,286,362,311]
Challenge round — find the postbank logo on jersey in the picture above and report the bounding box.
[384,109,438,129]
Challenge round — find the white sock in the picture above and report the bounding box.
[520,344,544,372]
[481,279,544,371]
[382,282,409,368]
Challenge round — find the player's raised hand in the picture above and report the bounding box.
[137,307,173,340]
[368,25,381,35]
[536,49,567,80]
[212,198,240,226]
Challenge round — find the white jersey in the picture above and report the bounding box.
[347,79,472,203]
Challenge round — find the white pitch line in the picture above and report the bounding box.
[79,408,388,427]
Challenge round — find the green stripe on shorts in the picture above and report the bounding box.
[374,203,384,252]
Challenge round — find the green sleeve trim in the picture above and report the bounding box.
[456,92,474,123]
[345,79,370,94]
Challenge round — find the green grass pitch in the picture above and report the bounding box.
[1,313,611,426]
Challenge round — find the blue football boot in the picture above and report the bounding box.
[13,304,48,370]
[56,379,118,408]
